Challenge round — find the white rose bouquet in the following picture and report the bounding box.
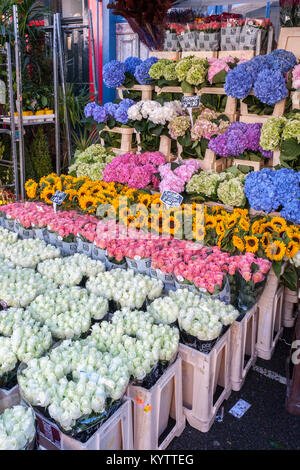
[6,239,60,268]
[0,265,57,307]
[26,286,109,339]
[86,269,163,310]
[37,254,105,287]
[0,406,35,450]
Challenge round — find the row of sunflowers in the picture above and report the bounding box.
[24,174,300,265]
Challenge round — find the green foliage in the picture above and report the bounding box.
[280,137,300,171]
[31,128,53,180]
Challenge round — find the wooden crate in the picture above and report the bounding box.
[155,85,195,97]
[179,328,232,433]
[181,51,218,59]
[197,87,238,122]
[257,267,285,360]
[230,305,258,392]
[218,50,255,60]
[136,133,175,162]
[200,149,228,172]
[229,158,264,172]
[126,357,185,450]
[0,385,20,413]
[277,27,300,59]
[239,93,287,124]
[117,84,154,101]
[149,51,181,60]
[36,399,133,450]
[100,126,137,155]
[283,288,298,328]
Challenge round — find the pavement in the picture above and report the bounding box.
[168,327,300,451]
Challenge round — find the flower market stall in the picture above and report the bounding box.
[0,1,299,453]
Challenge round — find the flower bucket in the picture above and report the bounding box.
[0,215,5,228]
[191,277,231,305]
[220,26,242,51]
[126,257,151,275]
[47,231,58,247]
[57,238,77,256]
[163,31,181,51]
[92,246,107,264]
[196,31,220,51]
[17,225,35,240]
[4,218,16,232]
[180,328,220,354]
[77,237,93,257]
[150,267,175,288]
[34,228,48,241]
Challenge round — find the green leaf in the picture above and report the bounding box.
[181,81,194,94]
[212,70,227,84]
[280,138,300,160]
[272,261,283,278]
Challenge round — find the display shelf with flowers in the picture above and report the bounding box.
[127,100,182,154]
[208,121,275,172]
[83,100,138,155]
[103,57,158,102]
[224,50,297,123]
[169,106,230,164]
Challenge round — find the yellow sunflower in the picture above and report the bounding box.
[233,208,249,217]
[271,217,287,232]
[251,219,265,235]
[119,207,132,225]
[286,241,300,259]
[205,215,217,230]
[232,235,244,252]
[79,195,97,213]
[138,193,152,208]
[40,186,55,204]
[287,230,300,246]
[26,182,38,199]
[244,236,259,254]
[216,221,225,236]
[151,212,166,234]
[162,215,181,236]
[65,189,77,202]
[266,240,286,261]
[239,218,250,232]
[261,232,272,249]
[217,232,225,248]
[259,222,274,235]
[226,214,238,230]
[193,224,206,242]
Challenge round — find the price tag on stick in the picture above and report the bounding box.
[51,191,67,214]
[181,95,201,125]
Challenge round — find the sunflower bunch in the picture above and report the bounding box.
[203,206,300,263]
[25,174,130,215]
